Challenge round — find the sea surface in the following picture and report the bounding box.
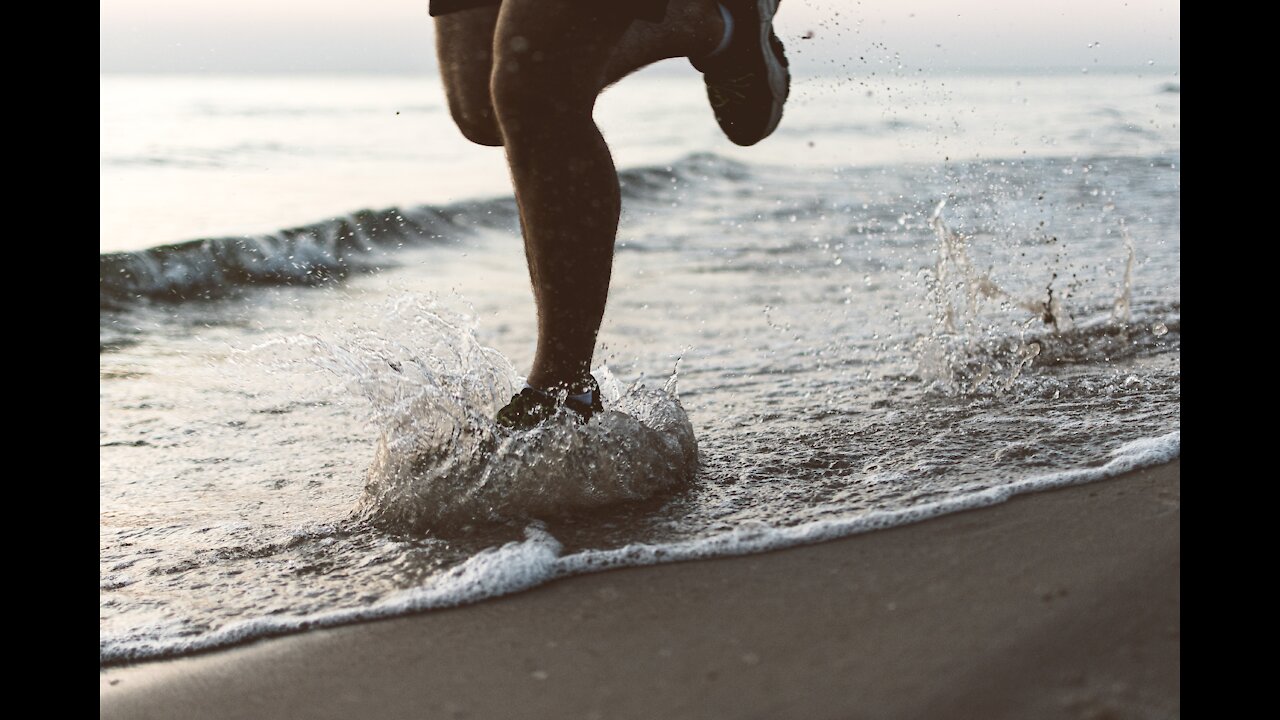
[100,68,1180,663]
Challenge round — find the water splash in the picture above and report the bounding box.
[360,383,697,534]
[278,296,699,535]
[925,198,1006,335]
[914,199,1036,394]
[1112,230,1136,323]
[914,200,1158,396]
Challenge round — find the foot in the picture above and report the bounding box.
[691,0,790,147]
[495,376,605,430]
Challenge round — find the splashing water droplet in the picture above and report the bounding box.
[277,296,700,534]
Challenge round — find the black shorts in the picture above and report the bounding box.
[429,0,671,23]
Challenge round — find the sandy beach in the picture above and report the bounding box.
[100,460,1179,720]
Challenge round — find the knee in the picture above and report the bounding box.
[453,113,503,148]
[446,98,503,147]
[489,56,593,139]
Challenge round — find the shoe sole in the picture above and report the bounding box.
[756,0,789,143]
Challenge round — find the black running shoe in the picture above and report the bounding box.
[495,376,604,430]
[691,0,789,146]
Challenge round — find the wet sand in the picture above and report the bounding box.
[101,460,1180,720]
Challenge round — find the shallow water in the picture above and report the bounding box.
[100,72,1179,663]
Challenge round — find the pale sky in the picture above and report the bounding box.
[100,1,1180,73]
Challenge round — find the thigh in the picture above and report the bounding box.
[491,0,635,105]
[435,6,502,140]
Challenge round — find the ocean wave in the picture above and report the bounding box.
[99,152,1178,312]
[99,153,751,311]
[98,203,509,310]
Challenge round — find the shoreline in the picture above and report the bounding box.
[102,460,1180,719]
[101,432,1178,665]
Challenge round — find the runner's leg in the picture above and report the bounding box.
[491,0,724,389]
